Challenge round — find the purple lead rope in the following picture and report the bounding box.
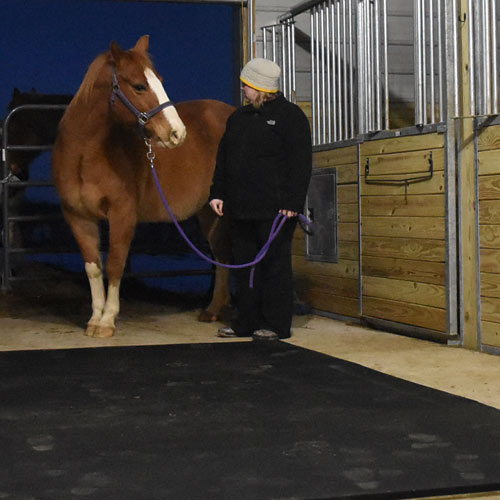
[148,150,311,288]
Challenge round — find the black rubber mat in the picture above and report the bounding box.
[1,342,499,500]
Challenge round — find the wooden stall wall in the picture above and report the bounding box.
[359,133,448,333]
[477,124,500,349]
[293,145,360,318]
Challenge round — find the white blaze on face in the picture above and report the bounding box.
[144,67,186,147]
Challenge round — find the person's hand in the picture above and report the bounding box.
[279,209,297,218]
[210,199,224,216]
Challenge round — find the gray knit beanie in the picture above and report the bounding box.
[240,58,281,93]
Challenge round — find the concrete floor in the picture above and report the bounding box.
[1,273,500,499]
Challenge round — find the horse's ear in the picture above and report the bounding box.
[13,87,20,98]
[109,40,123,63]
[134,35,149,53]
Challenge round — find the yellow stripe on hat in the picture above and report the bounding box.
[240,76,279,93]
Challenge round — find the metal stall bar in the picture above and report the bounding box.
[491,0,498,114]
[429,0,436,123]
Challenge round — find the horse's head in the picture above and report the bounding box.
[108,35,186,149]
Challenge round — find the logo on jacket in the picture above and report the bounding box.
[266,120,276,126]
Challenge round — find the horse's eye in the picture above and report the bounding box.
[134,84,147,92]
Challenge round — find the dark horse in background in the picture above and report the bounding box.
[1,89,72,251]
[52,35,234,338]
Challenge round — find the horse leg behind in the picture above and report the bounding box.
[196,205,232,322]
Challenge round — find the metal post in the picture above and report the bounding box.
[491,0,498,114]
[349,0,355,137]
[429,0,436,123]
[311,7,317,144]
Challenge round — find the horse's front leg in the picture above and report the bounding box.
[62,211,104,336]
[93,211,137,338]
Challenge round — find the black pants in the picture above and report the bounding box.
[229,217,297,339]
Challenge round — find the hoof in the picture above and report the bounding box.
[85,324,98,337]
[198,310,218,322]
[93,326,115,338]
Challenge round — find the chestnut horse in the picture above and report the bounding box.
[52,35,234,337]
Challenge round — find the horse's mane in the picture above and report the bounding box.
[72,52,110,107]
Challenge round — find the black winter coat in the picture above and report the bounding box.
[209,94,312,220]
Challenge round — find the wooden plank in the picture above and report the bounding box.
[293,256,359,279]
[313,147,358,167]
[361,194,445,217]
[481,296,500,324]
[336,164,358,184]
[296,275,359,299]
[361,216,445,240]
[338,184,358,204]
[360,171,445,196]
[477,124,500,152]
[362,236,445,261]
[339,222,359,242]
[339,240,359,260]
[362,255,446,285]
[480,248,500,272]
[481,320,500,348]
[480,225,500,249]
[362,296,447,331]
[298,289,360,317]
[479,200,500,224]
[478,149,500,176]
[360,148,444,176]
[362,275,446,308]
[480,272,500,299]
[360,133,444,156]
[338,203,359,223]
[478,174,500,200]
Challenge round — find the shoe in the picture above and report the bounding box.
[217,326,237,338]
[252,329,279,341]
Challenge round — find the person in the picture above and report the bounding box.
[209,58,312,342]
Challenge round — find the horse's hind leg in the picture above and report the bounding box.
[196,206,231,322]
[62,211,105,336]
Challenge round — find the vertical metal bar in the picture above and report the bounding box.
[321,5,326,143]
[262,28,267,59]
[281,23,287,99]
[316,7,322,142]
[332,1,338,141]
[491,0,498,114]
[483,0,491,114]
[467,0,475,115]
[438,0,444,121]
[272,26,277,62]
[383,0,389,129]
[421,0,428,124]
[291,22,297,103]
[336,0,343,137]
[443,0,459,335]
[310,9,317,145]
[365,0,372,130]
[429,0,436,123]
[374,0,382,130]
[357,0,365,135]
[248,0,254,60]
[326,0,332,142]
[342,0,349,138]
[414,0,423,125]
[1,123,9,291]
[349,0,355,137]
[287,22,293,99]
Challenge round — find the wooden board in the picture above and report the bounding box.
[481,296,500,324]
[360,148,444,176]
[480,272,500,299]
[478,175,500,200]
[361,194,445,217]
[313,147,358,168]
[362,276,446,309]
[362,236,445,262]
[477,124,500,152]
[360,133,444,156]
[480,225,500,249]
[362,255,446,285]
[361,216,445,240]
[480,320,500,348]
[480,248,500,273]
[478,149,500,176]
[362,296,447,331]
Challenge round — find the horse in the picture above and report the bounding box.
[52,35,234,338]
